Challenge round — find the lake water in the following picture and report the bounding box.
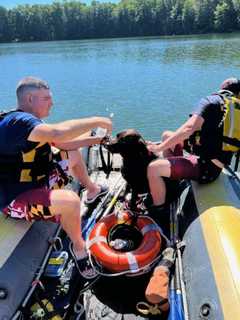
[1,33,240,140]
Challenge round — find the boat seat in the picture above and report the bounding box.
[0,213,59,319]
[0,213,32,268]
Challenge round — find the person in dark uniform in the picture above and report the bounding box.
[147,77,240,208]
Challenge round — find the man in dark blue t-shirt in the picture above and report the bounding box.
[0,76,112,279]
[147,78,240,208]
[0,110,43,207]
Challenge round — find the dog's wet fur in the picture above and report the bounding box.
[104,129,157,196]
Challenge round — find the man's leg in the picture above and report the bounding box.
[4,186,97,279]
[68,149,107,201]
[147,155,200,206]
[147,131,184,206]
[147,159,171,206]
[5,187,84,256]
[49,189,85,257]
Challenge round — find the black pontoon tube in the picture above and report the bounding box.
[12,225,62,319]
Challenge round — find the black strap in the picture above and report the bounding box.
[222,136,240,148]
[106,147,112,178]
[0,109,24,122]
[99,144,112,178]
[54,161,69,185]
[234,151,240,171]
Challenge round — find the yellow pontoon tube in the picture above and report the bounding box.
[182,169,240,320]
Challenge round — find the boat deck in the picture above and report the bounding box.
[1,144,240,320]
[79,147,157,319]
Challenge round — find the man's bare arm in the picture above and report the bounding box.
[53,136,103,150]
[28,117,112,143]
[148,114,204,153]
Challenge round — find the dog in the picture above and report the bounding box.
[104,129,157,207]
[104,128,179,207]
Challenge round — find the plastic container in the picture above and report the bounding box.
[110,239,128,250]
[44,251,68,277]
[96,127,107,138]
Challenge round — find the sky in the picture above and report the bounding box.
[1,0,119,8]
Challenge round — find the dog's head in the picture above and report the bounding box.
[104,129,148,158]
[104,129,157,194]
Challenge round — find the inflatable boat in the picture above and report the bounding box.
[0,143,239,320]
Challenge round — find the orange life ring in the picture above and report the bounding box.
[88,211,162,273]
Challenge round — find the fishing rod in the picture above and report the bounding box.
[74,178,126,298]
[210,161,239,195]
[176,185,190,320]
[234,151,240,171]
[204,156,239,188]
[169,184,190,320]
[82,175,123,239]
[223,164,240,199]
[101,179,126,219]
[169,256,184,320]
[169,200,184,320]
[224,164,240,184]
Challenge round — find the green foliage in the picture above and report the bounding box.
[0,0,240,43]
[214,0,237,32]
[182,0,196,33]
[0,6,10,42]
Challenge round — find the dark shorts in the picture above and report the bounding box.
[168,155,200,180]
[2,150,69,222]
[167,145,222,183]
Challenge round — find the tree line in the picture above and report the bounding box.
[0,0,239,43]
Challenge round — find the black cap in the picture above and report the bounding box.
[220,77,240,95]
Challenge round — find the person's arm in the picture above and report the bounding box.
[53,135,103,150]
[148,114,204,153]
[27,116,112,143]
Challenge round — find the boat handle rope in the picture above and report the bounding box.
[31,280,45,291]
[73,299,85,318]
[136,301,162,316]
[88,238,163,278]
[87,212,169,277]
[48,236,63,251]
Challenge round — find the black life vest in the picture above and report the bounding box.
[0,110,54,184]
[184,92,240,160]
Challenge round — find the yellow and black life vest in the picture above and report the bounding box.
[0,110,54,184]
[185,93,240,158]
[221,94,240,152]
[0,141,54,183]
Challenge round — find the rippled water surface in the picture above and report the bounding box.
[1,33,240,140]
